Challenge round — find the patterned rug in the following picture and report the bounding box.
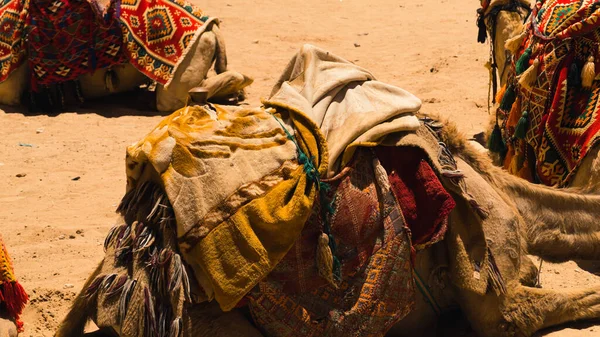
[0,0,213,91]
[26,0,125,90]
[0,0,27,83]
[119,0,214,86]
[248,147,455,337]
[495,0,600,186]
[0,236,28,332]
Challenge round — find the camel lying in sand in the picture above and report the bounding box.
[0,1,252,112]
[52,117,600,337]
[52,44,600,337]
[478,0,600,191]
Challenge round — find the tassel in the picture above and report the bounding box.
[495,84,506,104]
[568,62,581,88]
[518,160,534,182]
[514,110,529,139]
[581,56,596,89]
[516,47,532,75]
[518,59,540,90]
[505,29,527,54]
[509,153,522,175]
[507,97,522,126]
[477,9,487,44]
[499,85,516,111]
[316,233,338,288]
[487,123,506,154]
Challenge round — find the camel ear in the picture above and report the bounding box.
[188,87,209,105]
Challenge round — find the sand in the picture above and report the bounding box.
[1,0,599,336]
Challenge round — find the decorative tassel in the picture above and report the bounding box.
[509,153,521,175]
[581,56,596,89]
[316,233,338,288]
[568,62,581,88]
[499,85,516,111]
[518,59,540,90]
[507,97,522,126]
[495,84,506,104]
[514,110,529,139]
[518,160,534,181]
[516,47,532,75]
[0,281,29,332]
[505,29,527,54]
[488,123,506,154]
[477,9,487,44]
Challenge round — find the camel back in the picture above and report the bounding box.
[493,0,600,186]
[83,46,513,337]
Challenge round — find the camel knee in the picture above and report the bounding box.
[0,318,17,337]
[0,64,27,106]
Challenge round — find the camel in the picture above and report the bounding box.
[51,43,600,337]
[0,1,253,112]
[51,116,600,337]
[476,0,600,191]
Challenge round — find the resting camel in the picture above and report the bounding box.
[477,0,600,191]
[52,118,600,337]
[0,0,252,112]
[54,45,600,337]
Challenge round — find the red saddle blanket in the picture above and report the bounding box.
[0,0,212,89]
[498,0,600,186]
[247,147,454,337]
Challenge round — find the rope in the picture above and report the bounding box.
[269,112,342,280]
[413,270,442,316]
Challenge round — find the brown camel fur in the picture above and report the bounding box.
[55,117,600,337]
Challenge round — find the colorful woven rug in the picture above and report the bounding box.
[0,0,27,83]
[247,147,454,337]
[0,236,28,332]
[495,0,600,186]
[26,0,125,90]
[119,0,213,86]
[247,148,417,337]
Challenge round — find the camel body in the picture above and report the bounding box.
[0,1,252,112]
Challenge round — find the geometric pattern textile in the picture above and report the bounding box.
[26,0,126,90]
[0,0,27,82]
[119,0,212,86]
[500,0,600,186]
[248,149,416,337]
[0,0,213,89]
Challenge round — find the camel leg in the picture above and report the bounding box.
[212,24,228,74]
[78,64,148,99]
[0,64,27,106]
[191,70,253,104]
[155,29,218,112]
[456,283,600,337]
[0,318,17,337]
[526,229,600,262]
[55,261,104,337]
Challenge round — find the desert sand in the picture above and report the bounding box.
[1,0,599,336]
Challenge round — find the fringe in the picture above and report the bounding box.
[487,248,507,296]
[0,281,28,332]
[119,279,137,324]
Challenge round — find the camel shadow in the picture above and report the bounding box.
[1,89,163,118]
[574,259,600,275]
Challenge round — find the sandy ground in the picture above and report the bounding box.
[1,0,599,336]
